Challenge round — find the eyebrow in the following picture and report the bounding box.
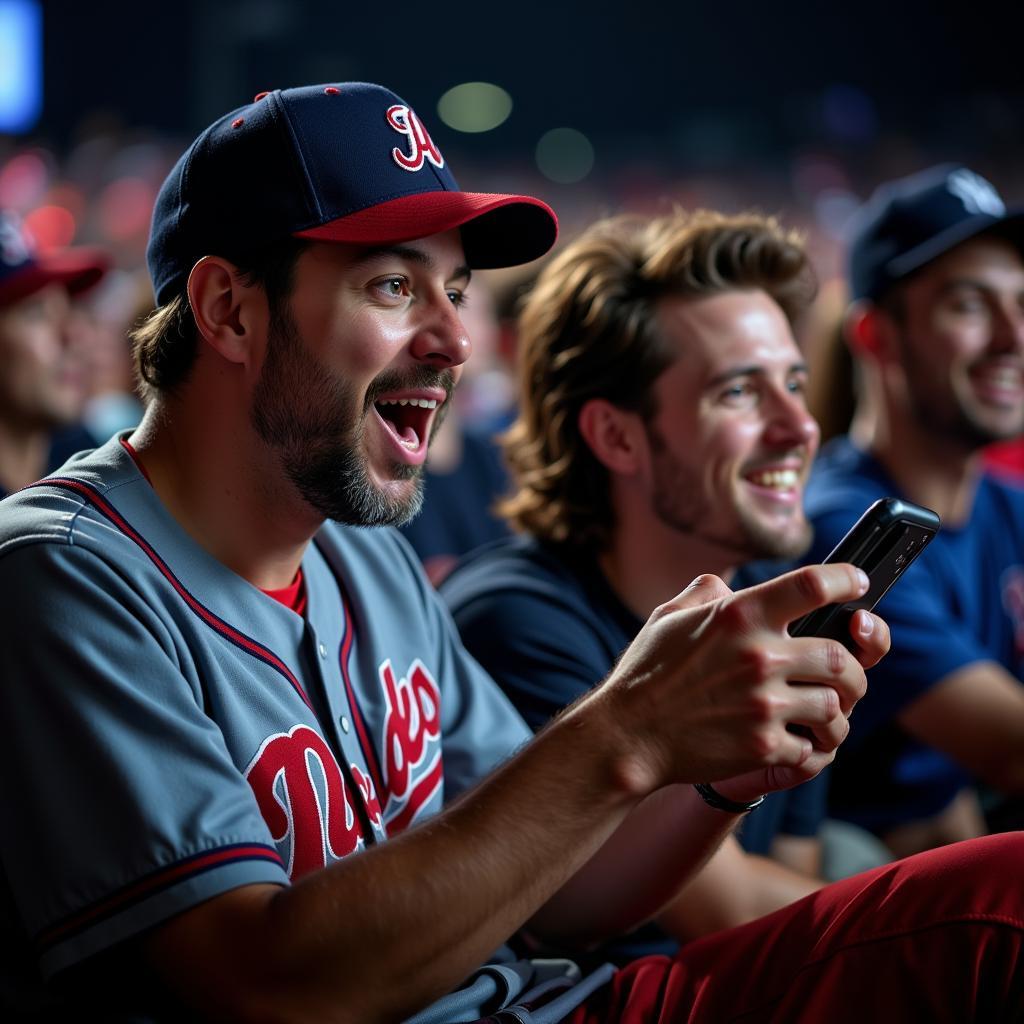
[352,244,472,284]
[705,362,808,388]
[936,278,990,294]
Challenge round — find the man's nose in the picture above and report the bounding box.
[991,302,1024,356]
[409,297,472,369]
[764,388,819,448]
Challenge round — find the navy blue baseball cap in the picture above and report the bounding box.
[847,164,1024,301]
[147,82,559,306]
[0,210,109,307]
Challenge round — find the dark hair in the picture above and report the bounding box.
[130,237,309,403]
[500,209,816,551]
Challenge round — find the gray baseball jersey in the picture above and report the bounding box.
[0,434,531,1001]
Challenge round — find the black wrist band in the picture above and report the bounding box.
[694,782,766,814]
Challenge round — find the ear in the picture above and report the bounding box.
[578,398,645,476]
[187,256,267,368]
[844,300,897,364]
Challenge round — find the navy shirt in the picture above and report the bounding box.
[804,437,1024,832]
[399,429,510,583]
[441,535,827,856]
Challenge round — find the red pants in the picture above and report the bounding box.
[571,832,1024,1022]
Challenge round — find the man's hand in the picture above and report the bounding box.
[597,563,889,802]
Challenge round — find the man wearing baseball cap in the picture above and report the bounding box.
[0,210,108,499]
[0,87,1022,1022]
[804,164,1024,857]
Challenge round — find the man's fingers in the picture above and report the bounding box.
[736,563,869,633]
[784,635,867,714]
[848,609,891,668]
[785,682,851,750]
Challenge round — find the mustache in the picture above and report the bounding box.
[363,367,457,412]
[740,449,811,472]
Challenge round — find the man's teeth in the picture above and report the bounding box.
[377,398,439,409]
[748,469,799,489]
[976,367,1023,388]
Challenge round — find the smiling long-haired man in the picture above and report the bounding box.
[1,88,1023,1024]
[443,210,876,953]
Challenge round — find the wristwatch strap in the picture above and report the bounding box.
[694,782,766,814]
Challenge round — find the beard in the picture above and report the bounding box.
[646,423,813,563]
[906,369,1022,450]
[896,332,1024,449]
[250,307,453,527]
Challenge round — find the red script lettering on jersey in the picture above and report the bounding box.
[246,725,384,879]
[378,658,442,829]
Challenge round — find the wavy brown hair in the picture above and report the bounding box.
[500,209,816,551]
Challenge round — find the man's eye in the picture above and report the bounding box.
[721,382,755,403]
[376,276,409,299]
[946,292,986,315]
[447,289,467,309]
[787,377,807,394]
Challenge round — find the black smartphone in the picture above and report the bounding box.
[788,497,941,646]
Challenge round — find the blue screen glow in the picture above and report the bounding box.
[0,1,42,134]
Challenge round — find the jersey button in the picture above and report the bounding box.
[318,642,327,659]
[340,716,350,734]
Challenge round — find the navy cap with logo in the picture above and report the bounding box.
[847,164,1024,302]
[0,210,110,307]
[147,82,559,306]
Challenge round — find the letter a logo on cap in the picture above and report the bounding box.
[386,104,445,172]
[947,168,1005,218]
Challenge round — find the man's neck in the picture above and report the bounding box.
[0,423,51,494]
[597,507,736,621]
[862,404,983,527]
[129,400,318,590]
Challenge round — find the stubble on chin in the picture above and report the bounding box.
[251,313,464,526]
[734,506,814,562]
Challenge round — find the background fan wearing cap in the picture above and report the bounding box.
[0,211,109,499]
[803,165,1024,858]
[2,85,1023,1024]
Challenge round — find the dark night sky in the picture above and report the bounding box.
[39,0,1024,166]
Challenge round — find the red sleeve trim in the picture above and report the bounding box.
[34,843,284,954]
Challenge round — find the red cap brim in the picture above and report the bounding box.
[294,192,558,269]
[0,247,111,307]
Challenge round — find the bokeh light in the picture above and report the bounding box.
[814,188,861,240]
[0,150,50,209]
[437,82,513,134]
[23,204,76,251]
[535,128,595,185]
[98,177,157,241]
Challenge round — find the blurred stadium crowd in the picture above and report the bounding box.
[2,110,1021,453]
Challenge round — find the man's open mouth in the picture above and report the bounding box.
[744,467,801,491]
[969,362,1024,407]
[374,397,440,449]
